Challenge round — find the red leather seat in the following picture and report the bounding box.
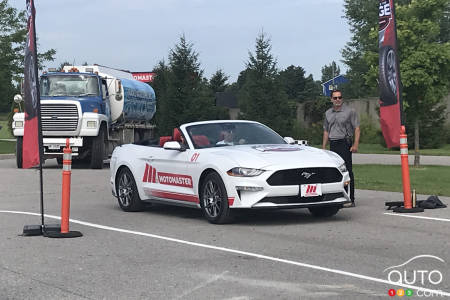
[192,135,210,147]
[173,128,182,142]
[159,136,172,147]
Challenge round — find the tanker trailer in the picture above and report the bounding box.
[12,65,156,169]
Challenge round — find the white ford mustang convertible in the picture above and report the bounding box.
[110,120,351,223]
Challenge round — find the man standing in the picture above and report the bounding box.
[322,89,360,206]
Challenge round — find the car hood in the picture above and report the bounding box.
[210,144,344,169]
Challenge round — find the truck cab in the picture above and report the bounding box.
[12,65,156,169]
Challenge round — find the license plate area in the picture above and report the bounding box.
[300,184,322,197]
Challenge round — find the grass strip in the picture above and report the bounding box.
[354,164,450,197]
[0,140,15,154]
[312,143,450,156]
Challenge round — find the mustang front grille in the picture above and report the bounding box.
[267,167,343,186]
[259,193,344,205]
[41,104,79,131]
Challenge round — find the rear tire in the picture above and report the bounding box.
[90,127,105,169]
[200,172,233,224]
[308,206,340,218]
[116,167,144,212]
[16,136,23,169]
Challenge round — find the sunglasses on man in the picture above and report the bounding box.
[332,96,343,100]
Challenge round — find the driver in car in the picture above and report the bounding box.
[216,126,245,146]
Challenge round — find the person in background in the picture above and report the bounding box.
[322,89,360,207]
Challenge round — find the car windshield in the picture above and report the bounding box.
[186,122,287,149]
[40,75,100,97]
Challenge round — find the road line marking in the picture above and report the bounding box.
[384,212,450,222]
[1,210,449,297]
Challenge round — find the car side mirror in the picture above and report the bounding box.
[163,141,186,152]
[283,137,295,144]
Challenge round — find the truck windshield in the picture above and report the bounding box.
[40,75,100,97]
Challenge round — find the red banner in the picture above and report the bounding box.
[22,0,42,168]
[378,0,402,148]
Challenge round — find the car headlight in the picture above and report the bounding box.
[338,163,347,173]
[227,167,265,177]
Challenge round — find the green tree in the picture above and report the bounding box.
[302,75,323,100]
[396,0,450,162]
[321,61,341,83]
[343,0,450,156]
[209,69,229,93]
[0,0,55,112]
[153,35,224,136]
[342,0,380,98]
[278,65,321,102]
[0,0,24,112]
[238,32,294,136]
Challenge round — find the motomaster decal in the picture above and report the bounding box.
[157,172,193,188]
[142,164,193,188]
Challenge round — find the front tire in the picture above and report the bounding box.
[90,127,105,169]
[16,136,23,169]
[116,167,144,212]
[200,172,233,224]
[308,206,340,218]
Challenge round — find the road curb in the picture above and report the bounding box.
[0,154,15,160]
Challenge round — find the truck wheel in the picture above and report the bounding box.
[16,137,23,169]
[90,127,105,169]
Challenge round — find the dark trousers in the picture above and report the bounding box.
[330,139,355,202]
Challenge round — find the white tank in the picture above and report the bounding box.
[62,65,156,123]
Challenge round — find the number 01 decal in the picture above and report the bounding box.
[191,153,200,162]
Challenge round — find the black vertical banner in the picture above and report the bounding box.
[378,0,402,148]
[23,0,42,168]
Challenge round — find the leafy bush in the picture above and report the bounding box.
[443,124,450,144]
[292,121,324,145]
[304,96,329,123]
[359,114,383,144]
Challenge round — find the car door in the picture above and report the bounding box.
[148,148,197,204]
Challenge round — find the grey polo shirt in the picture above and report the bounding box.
[323,104,360,140]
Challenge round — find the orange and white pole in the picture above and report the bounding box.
[399,126,412,209]
[44,138,82,238]
[61,139,72,233]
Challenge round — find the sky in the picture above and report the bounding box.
[9,0,351,83]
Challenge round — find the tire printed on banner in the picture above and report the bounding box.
[379,45,398,106]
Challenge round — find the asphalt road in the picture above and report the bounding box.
[0,158,449,299]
